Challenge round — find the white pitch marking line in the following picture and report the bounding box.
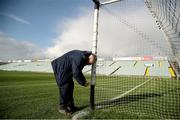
[110,78,153,101]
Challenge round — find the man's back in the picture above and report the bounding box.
[51,50,91,86]
[51,50,95,114]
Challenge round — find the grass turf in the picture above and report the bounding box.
[0,71,180,119]
[0,71,89,119]
[94,76,180,119]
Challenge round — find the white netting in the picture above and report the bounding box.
[92,0,180,119]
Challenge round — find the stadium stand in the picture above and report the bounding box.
[113,61,146,76]
[148,61,171,77]
[0,62,53,73]
[96,61,120,75]
[0,60,173,77]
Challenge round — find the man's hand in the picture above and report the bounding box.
[84,81,90,87]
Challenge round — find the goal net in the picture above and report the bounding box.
[91,0,180,119]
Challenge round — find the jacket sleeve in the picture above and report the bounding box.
[72,60,86,86]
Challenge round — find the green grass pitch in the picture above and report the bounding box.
[0,71,180,119]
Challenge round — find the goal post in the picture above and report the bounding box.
[90,0,123,111]
[90,0,100,110]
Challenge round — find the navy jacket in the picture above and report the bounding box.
[51,50,92,86]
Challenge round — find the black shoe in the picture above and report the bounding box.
[66,105,78,114]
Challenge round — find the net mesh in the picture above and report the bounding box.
[91,0,180,119]
[145,0,180,57]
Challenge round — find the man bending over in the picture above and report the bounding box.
[51,50,96,115]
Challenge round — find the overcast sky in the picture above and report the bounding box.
[0,0,171,60]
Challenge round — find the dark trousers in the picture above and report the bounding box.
[58,80,74,108]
